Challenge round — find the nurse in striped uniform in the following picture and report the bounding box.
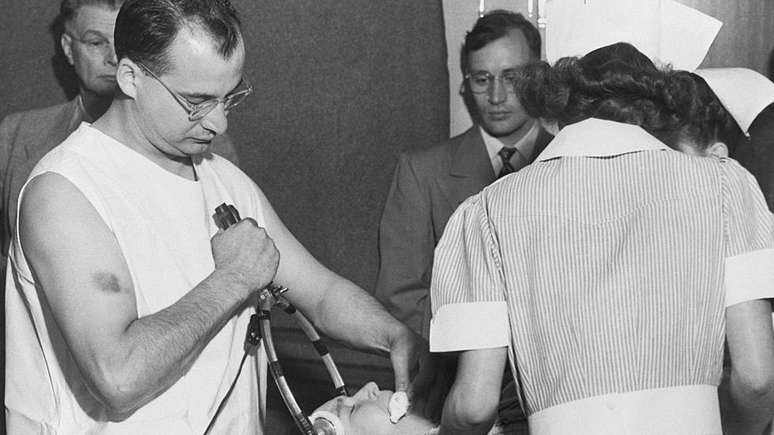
[429,43,774,435]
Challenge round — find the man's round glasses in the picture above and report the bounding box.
[465,70,521,94]
[136,62,253,122]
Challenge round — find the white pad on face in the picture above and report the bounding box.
[388,391,409,424]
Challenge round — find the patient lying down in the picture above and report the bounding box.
[310,382,512,435]
[310,382,437,435]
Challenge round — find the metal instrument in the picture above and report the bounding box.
[214,203,349,435]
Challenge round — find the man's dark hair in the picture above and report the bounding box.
[461,9,541,74]
[114,0,242,75]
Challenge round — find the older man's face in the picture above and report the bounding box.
[61,4,120,97]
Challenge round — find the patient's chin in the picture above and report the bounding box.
[349,413,435,435]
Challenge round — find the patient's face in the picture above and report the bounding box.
[314,382,433,435]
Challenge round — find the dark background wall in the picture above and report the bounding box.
[235,1,449,291]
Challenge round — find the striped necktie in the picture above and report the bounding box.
[498,147,521,178]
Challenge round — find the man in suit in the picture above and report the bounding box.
[375,10,551,335]
[0,0,240,262]
[742,104,774,210]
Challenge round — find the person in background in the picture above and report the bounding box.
[4,0,424,433]
[0,0,241,265]
[376,12,551,428]
[375,9,551,335]
[430,43,774,435]
[738,102,774,209]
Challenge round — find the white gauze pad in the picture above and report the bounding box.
[388,391,409,424]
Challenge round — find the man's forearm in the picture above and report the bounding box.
[314,278,407,353]
[88,270,249,416]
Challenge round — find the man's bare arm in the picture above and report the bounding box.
[253,183,424,392]
[20,173,278,417]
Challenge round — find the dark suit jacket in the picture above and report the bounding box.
[731,104,774,211]
[375,126,552,333]
[0,98,241,257]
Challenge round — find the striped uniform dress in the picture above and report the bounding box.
[429,118,774,435]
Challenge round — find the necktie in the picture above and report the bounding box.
[498,147,521,178]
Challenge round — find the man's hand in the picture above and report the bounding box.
[389,328,423,393]
[386,326,454,424]
[388,326,426,395]
[211,218,279,296]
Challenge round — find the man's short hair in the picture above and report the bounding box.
[56,0,125,37]
[60,0,125,24]
[114,0,242,75]
[461,10,541,74]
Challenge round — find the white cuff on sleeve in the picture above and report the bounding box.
[429,301,509,352]
[726,248,774,307]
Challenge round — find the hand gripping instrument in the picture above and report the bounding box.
[211,203,349,435]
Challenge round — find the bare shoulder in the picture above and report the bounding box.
[20,171,135,317]
[21,172,97,225]
[20,172,128,277]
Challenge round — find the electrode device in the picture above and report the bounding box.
[207,203,349,435]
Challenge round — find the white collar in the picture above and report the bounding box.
[536,118,669,162]
[480,120,539,161]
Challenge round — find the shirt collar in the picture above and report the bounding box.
[481,120,539,162]
[74,94,98,123]
[536,118,670,162]
[68,94,90,132]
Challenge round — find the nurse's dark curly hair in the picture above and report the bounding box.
[517,43,731,150]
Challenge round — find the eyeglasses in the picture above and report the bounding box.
[67,33,114,57]
[136,62,253,122]
[465,70,521,94]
